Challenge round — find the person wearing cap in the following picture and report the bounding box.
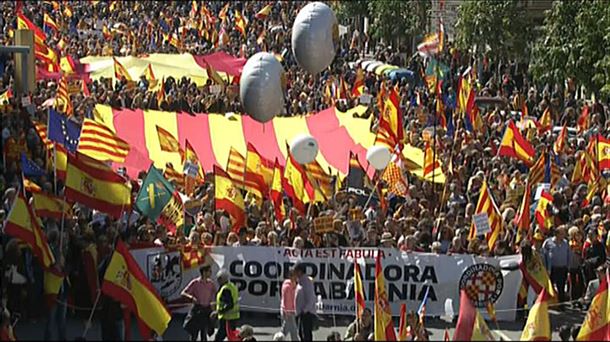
[212,269,240,341]
[238,324,256,341]
[380,232,395,249]
[182,265,216,341]
[294,263,316,341]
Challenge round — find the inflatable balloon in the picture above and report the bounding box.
[240,52,285,123]
[366,145,391,170]
[291,2,338,74]
[290,135,319,164]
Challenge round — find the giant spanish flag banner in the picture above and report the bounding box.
[92,104,444,183]
[102,240,171,337]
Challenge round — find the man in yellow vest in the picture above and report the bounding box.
[212,269,240,341]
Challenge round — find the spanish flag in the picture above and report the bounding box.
[577,270,610,340]
[514,180,532,244]
[101,240,171,337]
[535,191,554,233]
[577,105,590,133]
[234,10,247,37]
[219,3,230,23]
[521,288,552,341]
[498,120,535,165]
[374,252,397,341]
[377,86,404,150]
[156,125,184,157]
[32,192,71,220]
[304,160,333,201]
[54,143,68,181]
[214,165,245,232]
[44,267,65,309]
[538,106,552,133]
[226,147,246,189]
[5,191,55,269]
[78,118,131,163]
[157,77,166,105]
[592,134,610,171]
[351,67,365,98]
[245,143,274,199]
[519,251,556,299]
[398,303,410,341]
[205,62,226,86]
[113,57,132,82]
[423,142,438,178]
[468,179,503,250]
[270,159,286,222]
[354,261,366,321]
[282,151,314,214]
[255,4,273,20]
[65,152,132,218]
[453,290,494,341]
[553,123,567,155]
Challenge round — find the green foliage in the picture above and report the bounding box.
[333,1,369,24]
[529,0,610,99]
[367,0,430,43]
[455,0,531,61]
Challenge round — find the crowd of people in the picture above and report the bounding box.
[1,0,610,341]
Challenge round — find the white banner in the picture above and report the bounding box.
[131,247,521,321]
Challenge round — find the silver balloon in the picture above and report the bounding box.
[291,2,338,74]
[289,134,319,165]
[240,52,285,123]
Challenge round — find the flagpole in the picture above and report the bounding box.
[363,168,384,209]
[82,289,101,339]
[58,194,66,254]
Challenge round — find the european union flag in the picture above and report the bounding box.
[21,153,46,177]
[47,109,81,152]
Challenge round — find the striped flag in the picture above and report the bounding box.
[255,4,273,20]
[351,67,365,98]
[521,289,552,341]
[553,123,567,155]
[234,10,247,37]
[453,290,494,341]
[226,147,246,189]
[215,165,245,232]
[164,163,185,189]
[113,57,132,82]
[577,270,610,340]
[304,160,333,201]
[398,303,410,341]
[32,120,53,150]
[245,143,274,199]
[468,179,503,250]
[423,142,439,178]
[354,261,366,321]
[77,118,130,163]
[535,191,554,233]
[514,180,532,244]
[56,76,73,116]
[32,192,72,220]
[270,159,286,222]
[156,125,183,156]
[498,120,535,165]
[43,12,59,33]
[577,105,590,133]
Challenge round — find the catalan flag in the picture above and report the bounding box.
[577,105,590,133]
[529,152,560,188]
[156,125,184,156]
[214,165,245,232]
[468,179,503,250]
[351,67,365,98]
[102,240,171,337]
[43,12,59,33]
[5,191,55,269]
[521,289,552,341]
[374,252,397,341]
[226,147,246,189]
[32,192,71,220]
[423,142,438,178]
[453,290,495,341]
[535,191,554,233]
[65,152,132,218]
[553,123,567,155]
[255,4,273,20]
[270,159,286,222]
[113,57,132,82]
[157,77,166,105]
[576,270,610,341]
[244,143,274,199]
[572,151,597,185]
[538,106,552,133]
[304,160,333,201]
[143,63,156,81]
[354,261,366,321]
[498,120,535,165]
[77,118,130,163]
[56,76,73,116]
[164,163,185,189]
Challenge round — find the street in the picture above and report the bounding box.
[14,306,586,340]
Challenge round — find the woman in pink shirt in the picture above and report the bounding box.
[281,270,298,341]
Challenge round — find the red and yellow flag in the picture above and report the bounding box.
[351,67,365,98]
[214,165,245,232]
[453,290,494,341]
[592,134,610,171]
[521,288,552,341]
[5,191,55,269]
[376,86,404,150]
[514,180,532,244]
[577,105,590,133]
[423,142,438,178]
[113,57,132,82]
[56,76,73,116]
[32,192,71,220]
[498,121,535,165]
[44,267,65,309]
[304,160,333,201]
[102,240,171,337]
[519,251,557,299]
[78,118,130,163]
[54,143,68,181]
[255,4,273,20]
[164,163,185,189]
[218,3,230,23]
[398,303,410,341]
[354,261,366,321]
[382,160,408,197]
[156,125,183,156]
[227,147,246,189]
[270,159,286,222]
[374,252,397,341]
[577,271,610,341]
[538,106,552,133]
[553,123,567,155]
[282,151,314,214]
[234,10,247,37]
[181,244,207,270]
[468,180,503,250]
[43,12,59,32]
[32,120,53,151]
[244,143,274,199]
[64,152,132,218]
[535,191,554,233]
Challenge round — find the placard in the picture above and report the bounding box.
[313,216,334,234]
[473,213,491,235]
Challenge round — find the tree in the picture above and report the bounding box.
[333,1,369,25]
[367,0,430,44]
[529,0,610,99]
[455,0,531,62]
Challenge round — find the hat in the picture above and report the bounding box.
[239,325,254,339]
[380,232,394,244]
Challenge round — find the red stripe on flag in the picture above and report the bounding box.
[111,108,153,178]
[241,116,284,164]
[176,112,217,172]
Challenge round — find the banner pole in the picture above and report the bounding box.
[82,289,102,338]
